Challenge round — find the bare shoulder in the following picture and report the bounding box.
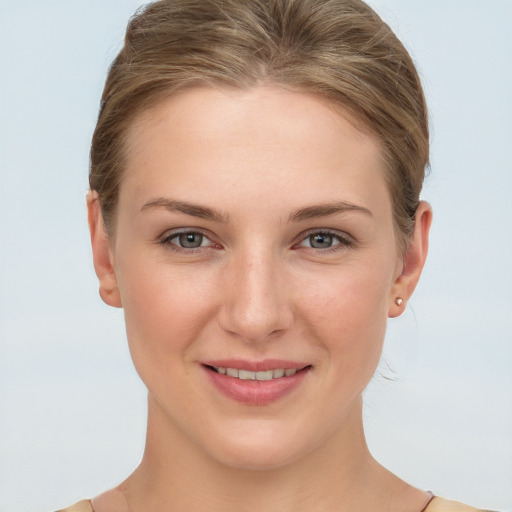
[426,497,497,512]
[55,488,127,512]
[55,500,93,512]
[90,486,129,512]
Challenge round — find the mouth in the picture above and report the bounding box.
[201,362,311,405]
[204,365,310,381]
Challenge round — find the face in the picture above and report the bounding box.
[91,85,426,470]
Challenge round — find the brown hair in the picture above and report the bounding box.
[90,0,429,249]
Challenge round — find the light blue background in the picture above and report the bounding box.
[0,1,511,511]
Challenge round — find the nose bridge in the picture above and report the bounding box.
[220,245,292,343]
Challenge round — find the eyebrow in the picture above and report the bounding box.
[288,201,373,222]
[140,198,230,223]
[140,197,371,224]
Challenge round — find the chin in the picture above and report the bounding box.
[211,442,302,472]
[200,419,321,472]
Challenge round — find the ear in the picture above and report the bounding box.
[388,201,432,318]
[87,191,122,308]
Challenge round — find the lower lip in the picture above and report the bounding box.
[203,366,310,405]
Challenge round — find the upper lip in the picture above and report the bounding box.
[201,359,310,372]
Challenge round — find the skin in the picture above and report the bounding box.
[88,85,432,512]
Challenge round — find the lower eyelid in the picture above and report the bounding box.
[159,230,352,251]
[175,234,205,247]
[160,230,221,251]
[299,231,352,247]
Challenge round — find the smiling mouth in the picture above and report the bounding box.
[205,365,311,381]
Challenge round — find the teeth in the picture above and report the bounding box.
[226,368,239,378]
[213,366,300,380]
[256,370,274,381]
[238,370,256,380]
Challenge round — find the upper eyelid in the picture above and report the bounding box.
[157,227,353,247]
[160,227,214,240]
[158,228,218,249]
[289,230,354,255]
[296,228,353,242]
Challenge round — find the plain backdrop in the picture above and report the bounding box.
[0,1,511,511]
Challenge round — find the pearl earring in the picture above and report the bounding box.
[395,297,404,306]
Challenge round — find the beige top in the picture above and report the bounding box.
[424,497,491,511]
[55,497,494,512]
[56,501,93,512]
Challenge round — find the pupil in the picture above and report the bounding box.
[179,233,202,248]
[311,233,332,248]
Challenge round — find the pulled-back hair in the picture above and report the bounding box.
[90,0,429,248]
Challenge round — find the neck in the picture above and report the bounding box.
[106,394,426,512]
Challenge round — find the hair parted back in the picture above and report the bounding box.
[90,0,429,248]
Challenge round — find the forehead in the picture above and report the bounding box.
[121,85,390,218]
[125,84,379,157]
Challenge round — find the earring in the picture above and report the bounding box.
[395,297,404,306]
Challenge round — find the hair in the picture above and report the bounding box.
[90,0,429,249]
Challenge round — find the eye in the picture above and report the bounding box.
[302,232,340,249]
[175,232,207,248]
[298,230,352,251]
[161,231,215,250]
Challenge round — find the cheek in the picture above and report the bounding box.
[299,263,391,384]
[116,255,218,385]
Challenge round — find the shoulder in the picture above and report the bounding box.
[54,500,93,512]
[426,497,497,512]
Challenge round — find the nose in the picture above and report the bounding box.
[218,249,294,344]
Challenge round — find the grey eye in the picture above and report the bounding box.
[307,233,338,249]
[301,233,341,249]
[177,233,205,248]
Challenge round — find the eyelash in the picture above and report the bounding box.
[158,229,354,254]
[159,229,217,253]
[294,229,354,253]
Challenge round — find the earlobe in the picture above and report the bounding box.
[389,201,432,318]
[86,191,122,308]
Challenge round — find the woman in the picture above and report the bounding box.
[58,0,494,510]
